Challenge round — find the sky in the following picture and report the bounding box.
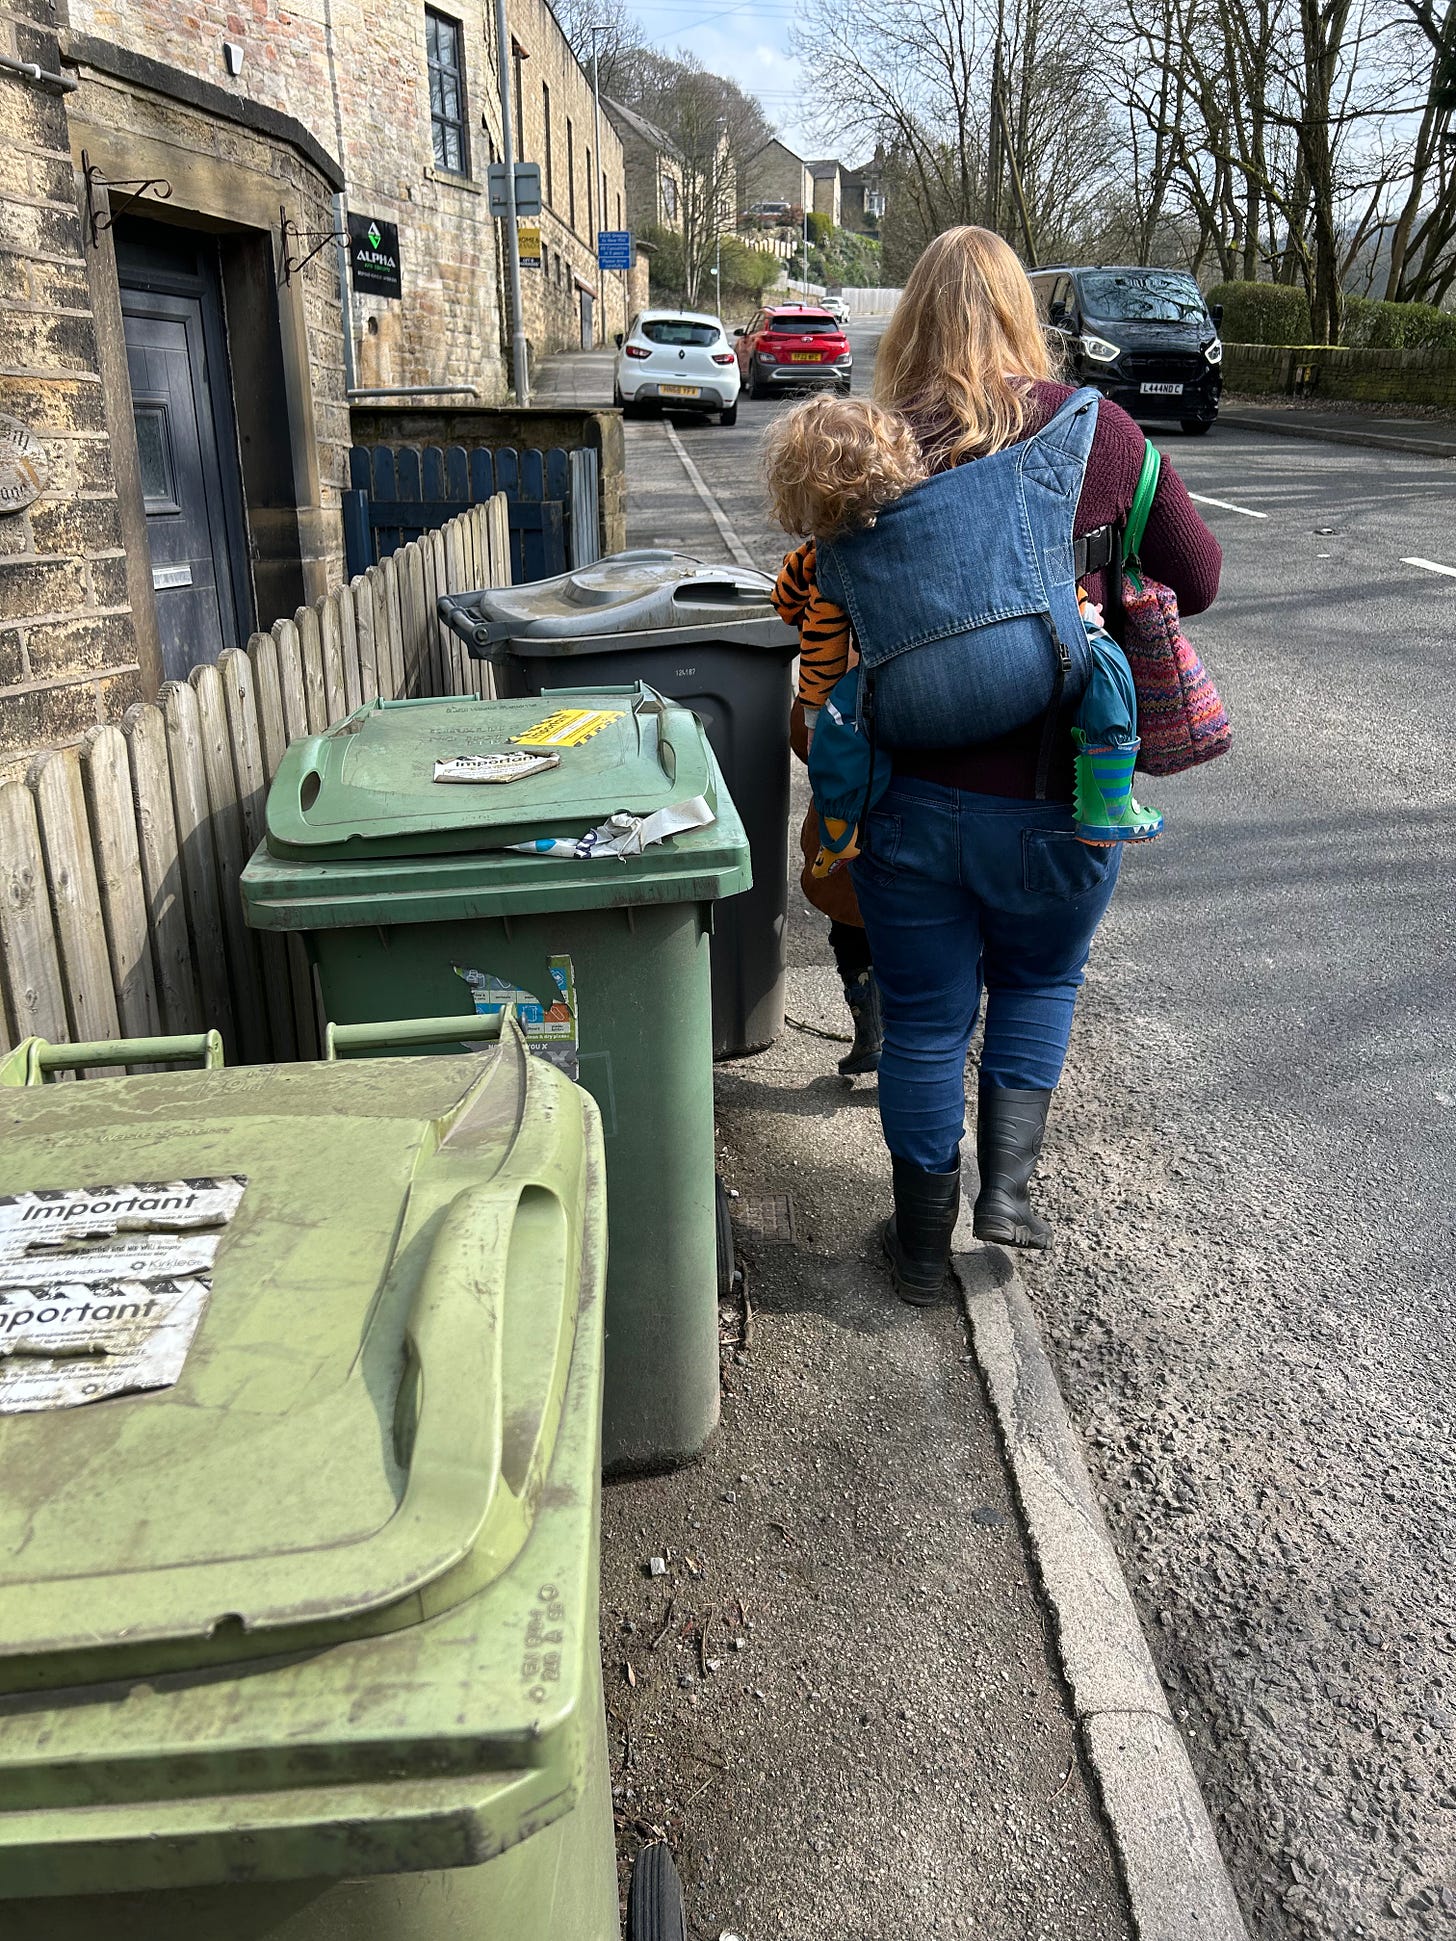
[624,0,820,158]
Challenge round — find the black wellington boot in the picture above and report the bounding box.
[838,970,883,1077]
[972,1087,1054,1250]
[882,1154,961,1306]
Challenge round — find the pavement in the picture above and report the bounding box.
[1218,400,1456,460]
[544,330,1456,1939]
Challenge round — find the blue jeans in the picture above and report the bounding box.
[850,779,1121,1173]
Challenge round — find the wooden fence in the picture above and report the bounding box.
[0,495,512,1070]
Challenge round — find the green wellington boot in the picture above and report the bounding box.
[1073,735,1164,846]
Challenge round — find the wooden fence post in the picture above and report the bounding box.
[0,780,68,1050]
[122,703,203,1039]
[27,749,123,1062]
[80,724,163,1046]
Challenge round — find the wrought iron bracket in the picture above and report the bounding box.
[280,207,348,284]
[82,151,173,246]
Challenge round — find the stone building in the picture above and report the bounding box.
[1,0,626,764]
[808,160,842,228]
[743,137,810,217]
[603,96,684,239]
[503,0,634,358]
[841,156,886,233]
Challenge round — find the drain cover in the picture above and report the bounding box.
[733,1193,795,1243]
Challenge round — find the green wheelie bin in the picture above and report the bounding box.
[241,683,750,1475]
[0,1016,626,1939]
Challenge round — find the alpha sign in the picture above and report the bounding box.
[347,213,402,299]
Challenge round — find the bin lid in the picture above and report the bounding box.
[438,547,798,654]
[266,682,718,861]
[0,1029,591,1689]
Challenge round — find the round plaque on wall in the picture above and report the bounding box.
[0,417,50,516]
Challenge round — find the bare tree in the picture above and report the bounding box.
[612,51,774,304]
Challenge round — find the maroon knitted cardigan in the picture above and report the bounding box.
[899,380,1223,801]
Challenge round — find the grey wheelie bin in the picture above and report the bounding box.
[0,1013,633,1940]
[240,682,750,1475]
[438,550,797,1059]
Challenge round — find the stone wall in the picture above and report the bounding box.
[1224,341,1456,407]
[0,0,143,763]
[500,0,628,363]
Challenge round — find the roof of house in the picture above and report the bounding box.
[807,160,843,179]
[602,96,682,162]
[749,135,807,165]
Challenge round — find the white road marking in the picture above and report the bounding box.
[1402,555,1456,579]
[1188,492,1268,520]
[663,420,757,569]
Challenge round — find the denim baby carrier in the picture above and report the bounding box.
[814,387,1104,795]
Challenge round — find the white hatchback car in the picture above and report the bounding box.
[613,309,741,425]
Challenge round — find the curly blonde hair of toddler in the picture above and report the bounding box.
[763,393,929,540]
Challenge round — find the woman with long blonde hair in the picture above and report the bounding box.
[775,227,1222,1300]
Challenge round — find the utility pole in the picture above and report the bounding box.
[493,0,529,403]
[590,21,605,348]
[801,201,809,295]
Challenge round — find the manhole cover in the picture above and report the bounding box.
[733,1193,795,1243]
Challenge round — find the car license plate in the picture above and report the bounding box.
[1140,381,1184,395]
[791,352,821,363]
[659,383,700,398]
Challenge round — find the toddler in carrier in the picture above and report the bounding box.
[765,393,1162,850]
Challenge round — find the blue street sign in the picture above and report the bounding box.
[597,230,633,271]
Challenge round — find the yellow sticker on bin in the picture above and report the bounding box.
[512,707,624,749]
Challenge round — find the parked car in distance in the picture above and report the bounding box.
[734,305,853,399]
[743,200,795,225]
[1027,265,1223,434]
[613,310,741,425]
[823,295,850,326]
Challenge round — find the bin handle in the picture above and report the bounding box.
[324,1009,514,1060]
[9,1031,226,1084]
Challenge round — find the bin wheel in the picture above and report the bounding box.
[715,1174,736,1300]
[627,1843,687,1941]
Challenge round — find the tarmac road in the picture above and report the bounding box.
[604,324,1456,1941]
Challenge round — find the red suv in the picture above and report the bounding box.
[734,305,853,400]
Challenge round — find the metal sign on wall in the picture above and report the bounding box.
[347,214,402,299]
[597,230,632,271]
[0,417,49,516]
[517,222,543,269]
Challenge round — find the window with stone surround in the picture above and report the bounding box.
[567,117,576,230]
[426,9,469,176]
[543,82,554,207]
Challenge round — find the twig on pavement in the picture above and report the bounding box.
[650,1598,677,1651]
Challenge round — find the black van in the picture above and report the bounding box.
[1027,266,1223,434]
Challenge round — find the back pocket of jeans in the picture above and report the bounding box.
[1022,829,1114,899]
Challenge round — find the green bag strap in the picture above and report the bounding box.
[1124,440,1162,564]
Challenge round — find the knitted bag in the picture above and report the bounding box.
[1114,445,1232,777]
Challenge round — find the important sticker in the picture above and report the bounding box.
[511,708,624,749]
[0,1177,246,1415]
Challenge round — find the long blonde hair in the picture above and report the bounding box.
[874,226,1053,467]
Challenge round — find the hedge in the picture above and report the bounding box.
[1342,296,1456,351]
[1206,281,1311,345]
[1208,280,1456,350]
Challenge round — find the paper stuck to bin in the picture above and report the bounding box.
[508,793,715,860]
[0,1176,246,1413]
[433,750,561,784]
